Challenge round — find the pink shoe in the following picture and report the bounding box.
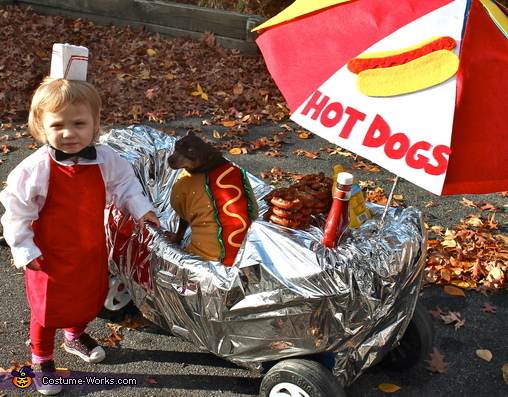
[64,333,105,363]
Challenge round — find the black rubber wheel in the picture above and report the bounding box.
[380,300,434,370]
[97,274,139,321]
[259,358,347,397]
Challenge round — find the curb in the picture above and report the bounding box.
[13,0,266,54]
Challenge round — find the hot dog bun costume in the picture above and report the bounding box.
[170,164,258,266]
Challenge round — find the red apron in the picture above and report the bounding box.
[26,158,109,328]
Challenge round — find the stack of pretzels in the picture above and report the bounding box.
[263,173,333,229]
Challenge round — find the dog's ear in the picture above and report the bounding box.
[205,151,217,161]
[186,130,196,137]
[205,143,222,160]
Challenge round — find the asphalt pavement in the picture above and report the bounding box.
[0,119,507,397]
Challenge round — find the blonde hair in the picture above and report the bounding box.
[28,77,102,142]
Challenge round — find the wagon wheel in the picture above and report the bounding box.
[98,274,138,321]
[380,300,434,370]
[259,358,347,397]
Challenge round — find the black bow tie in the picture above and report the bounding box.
[53,146,97,161]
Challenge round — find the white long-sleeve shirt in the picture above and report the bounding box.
[0,144,154,269]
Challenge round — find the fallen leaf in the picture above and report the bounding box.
[106,322,122,332]
[292,149,319,159]
[476,349,493,362]
[378,383,402,393]
[479,303,497,313]
[460,198,476,208]
[440,268,452,282]
[0,145,13,153]
[428,306,444,318]
[480,202,499,212]
[425,348,450,373]
[97,331,123,346]
[145,88,158,100]
[444,285,466,297]
[485,215,499,230]
[463,215,484,228]
[190,84,209,101]
[429,225,445,235]
[145,377,157,384]
[485,267,505,289]
[440,229,458,248]
[228,148,243,155]
[323,146,355,157]
[450,279,472,289]
[265,150,282,157]
[350,160,380,172]
[118,314,151,329]
[502,364,508,385]
[366,189,388,205]
[441,312,460,324]
[440,311,466,330]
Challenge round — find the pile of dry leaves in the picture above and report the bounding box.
[0,5,286,127]
[425,196,508,291]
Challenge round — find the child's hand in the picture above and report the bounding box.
[26,258,43,271]
[138,211,160,230]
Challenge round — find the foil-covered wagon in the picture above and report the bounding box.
[102,126,433,397]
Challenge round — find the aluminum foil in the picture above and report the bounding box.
[103,125,427,386]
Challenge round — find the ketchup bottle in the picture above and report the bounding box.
[321,172,353,248]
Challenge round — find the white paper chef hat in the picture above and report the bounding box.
[50,43,89,81]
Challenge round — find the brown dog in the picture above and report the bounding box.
[168,132,258,266]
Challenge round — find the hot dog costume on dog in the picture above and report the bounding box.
[170,164,258,266]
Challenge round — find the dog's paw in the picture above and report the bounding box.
[164,231,182,244]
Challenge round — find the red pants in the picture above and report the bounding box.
[30,313,87,357]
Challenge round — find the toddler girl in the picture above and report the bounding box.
[0,77,159,395]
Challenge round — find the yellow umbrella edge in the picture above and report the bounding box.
[252,0,354,32]
[479,0,508,38]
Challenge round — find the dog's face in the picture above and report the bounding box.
[168,133,221,172]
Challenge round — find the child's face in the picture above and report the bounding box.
[42,103,98,154]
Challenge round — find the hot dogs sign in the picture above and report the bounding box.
[255,0,508,196]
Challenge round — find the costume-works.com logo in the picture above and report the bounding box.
[11,365,35,388]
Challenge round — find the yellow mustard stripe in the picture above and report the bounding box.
[216,166,248,248]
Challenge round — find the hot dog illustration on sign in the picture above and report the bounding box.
[348,36,459,97]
